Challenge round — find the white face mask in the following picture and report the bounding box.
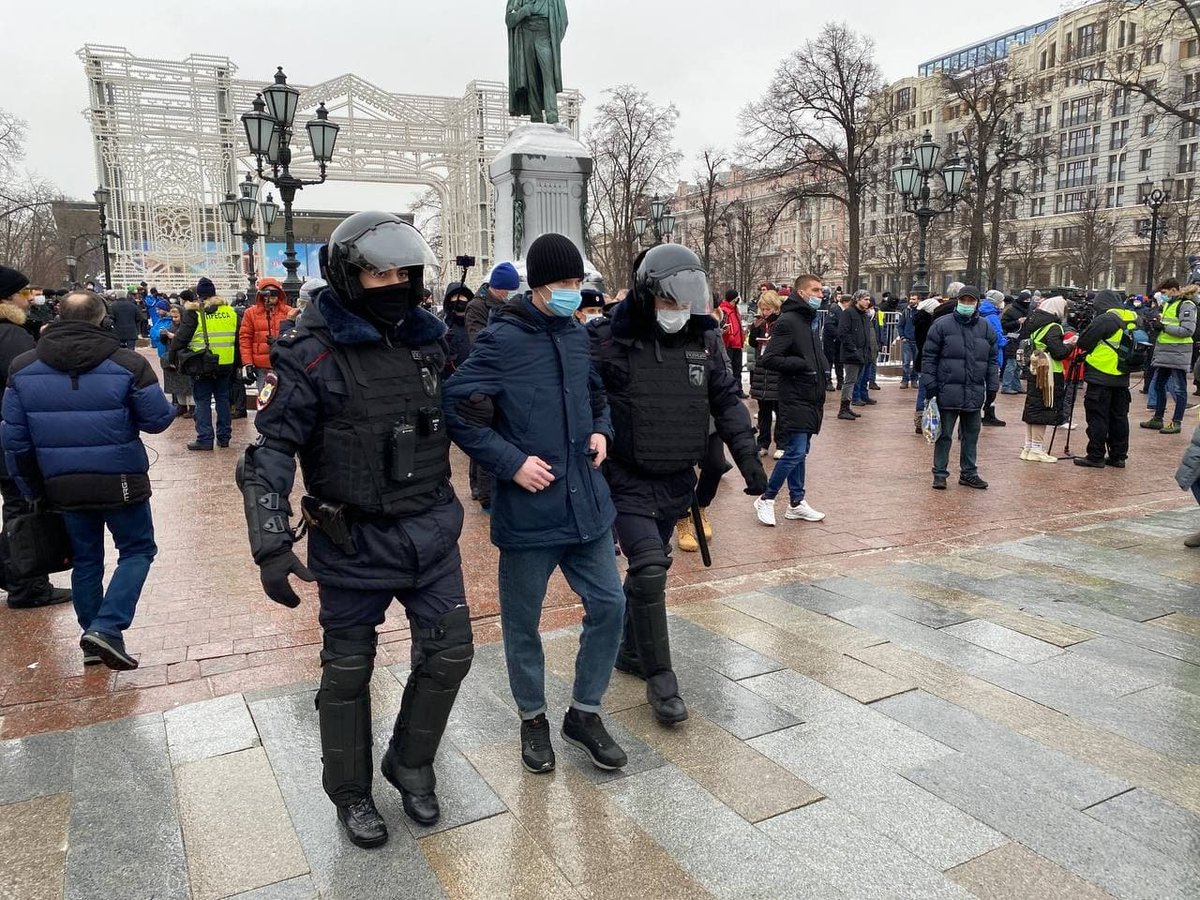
[583,312,603,324]
[33,298,47,306]
[656,309,689,333]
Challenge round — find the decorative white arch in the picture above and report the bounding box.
[79,44,581,293]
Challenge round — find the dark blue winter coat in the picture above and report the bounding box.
[443,295,616,550]
[919,310,1000,411]
[898,304,918,341]
[2,320,176,509]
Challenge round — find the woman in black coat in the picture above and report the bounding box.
[749,292,782,454]
[1020,296,1075,463]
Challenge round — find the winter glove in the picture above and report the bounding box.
[985,390,997,408]
[739,457,769,496]
[259,550,315,608]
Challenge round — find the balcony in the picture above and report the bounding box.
[1060,112,1099,128]
[1056,174,1097,189]
[1061,143,1100,158]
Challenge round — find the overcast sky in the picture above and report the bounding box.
[7,0,1059,211]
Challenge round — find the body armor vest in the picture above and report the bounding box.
[299,333,450,517]
[610,338,709,475]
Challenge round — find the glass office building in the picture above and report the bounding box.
[917,17,1058,76]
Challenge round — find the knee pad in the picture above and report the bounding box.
[412,606,474,690]
[624,536,672,575]
[318,626,377,702]
[626,563,668,602]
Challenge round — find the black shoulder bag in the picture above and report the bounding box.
[177,307,220,377]
[4,500,73,579]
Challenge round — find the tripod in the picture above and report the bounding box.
[1047,354,1086,459]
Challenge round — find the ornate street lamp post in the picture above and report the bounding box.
[241,68,340,300]
[221,173,279,296]
[1140,176,1174,295]
[892,130,967,298]
[634,194,676,246]
[66,255,78,287]
[93,186,113,289]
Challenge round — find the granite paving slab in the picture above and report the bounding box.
[756,799,975,899]
[65,714,189,900]
[1118,682,1200,733]
[720,590,886,651]
[249,691,445,900]
[1064,636,1200,697]
[1148,612,1200,639]
[872,690,1132,809]
[465,742,700,892]
[602,765,847,899]
[665,614,786,680]
[418,812,581,899]
[0,792,70,900]
[436,670,522,754]
[668,655,801,740]
[809,576,975,627]
[615,704,823,822]
[1025,650,1162,699]
[939,620,1065,664]
[1083,788,1200,869]
[228,876,319,900]
[174,746,308,900]
[164,692,260,766]
[0,728,74,804]
[945,842,1115,900]
[906,753,1200,899]
[750,724,1006,870]
[540,629,646,713]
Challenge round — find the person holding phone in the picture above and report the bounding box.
[443,232,628,777]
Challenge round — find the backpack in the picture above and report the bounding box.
[1101,317,1151,374]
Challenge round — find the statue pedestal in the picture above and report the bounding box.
[489,122,601,288]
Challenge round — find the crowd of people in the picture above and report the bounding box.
[0,217,1198,849]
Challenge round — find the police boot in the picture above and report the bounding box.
[316,626,387,849]
[625,567,688,725]
[381,606,474,827]
[613,604,642,676]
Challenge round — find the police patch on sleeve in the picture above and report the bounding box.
[257,372,279,411]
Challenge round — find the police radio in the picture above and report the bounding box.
[390,423,417,481]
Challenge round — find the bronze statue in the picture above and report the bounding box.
[506,0,568,125]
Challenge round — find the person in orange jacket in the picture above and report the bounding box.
[239,277,294,391]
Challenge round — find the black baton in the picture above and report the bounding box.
[691,500,712,568]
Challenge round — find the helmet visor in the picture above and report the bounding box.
[657,269,712,315]
[339,219,439,275]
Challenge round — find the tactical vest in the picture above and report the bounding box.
[1158,300,1193,345]
[609,338,709,475]
[188,304,238,365]
[298,333,450,517]
[1085,307,1137,376]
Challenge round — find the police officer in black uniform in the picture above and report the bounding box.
[237,211,473,849]
[590,244,767,724]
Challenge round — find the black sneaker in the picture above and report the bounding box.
[79,630,138,670]
[862,398,878,405]
[869,382,882,390]
[83,649,102,666]
[521,714,556,774]
[981,417,1007,427]
[959,473,989,489]
[932,475,947,490]
[1105,458,1126,468]
[1073,457,1105,468]
[7,586,72,609]
[561,709,627,771]
[217,440,230,448]
[187,441,213,451]
[336,796,389,849]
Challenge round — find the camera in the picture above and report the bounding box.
[1065,294,1094,332]
[454,255,476,269]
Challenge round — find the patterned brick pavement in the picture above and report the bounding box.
[0,365,1192,740]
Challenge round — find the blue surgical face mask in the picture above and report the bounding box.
[956,302,977,317]
[807,296,822,310]
[545,288,582,317]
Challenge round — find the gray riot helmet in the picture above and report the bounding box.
[633,243,712,317]
[321,211,439,310]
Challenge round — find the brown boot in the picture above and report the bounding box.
[675,517,699,552]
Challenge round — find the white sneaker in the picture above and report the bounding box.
[1019,448,1031,461]
[754,497,777,526]
[773,449,785,460]
[1030,449,1058,463]
[785,500,825,522]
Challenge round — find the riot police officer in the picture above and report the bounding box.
[590,244,767,724]
[237,211,473,849]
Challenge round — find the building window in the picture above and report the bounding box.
[1142,114,1154,137]
[1186,73,1200,103]
[1106,153,1126,183]
[1139,148,1152,171]
[1110,88,1130,118]
[1179,143,1198,175]
[1184,38,1199,60]
[1143,44,1162,65]
[1029,196,1045,217]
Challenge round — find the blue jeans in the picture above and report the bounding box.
[1193,482,1200,505]
[763,432,811,504]
[853,364,871,402]
[901,340,917,384]
[62,501,156,638]
[497,535,626,718]
[1001,357,1023,392]
[1152,367,1187,422]
[1147,366,1159,410]
[915,380,926,411]
[192,371,232,445]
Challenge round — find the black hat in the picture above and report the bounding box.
[0,266,30,299]
[526,233,584,289]
[580,288,604,309]
[957,285,983,301]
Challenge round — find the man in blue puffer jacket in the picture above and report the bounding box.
[979,290,1008,426]
[2,290,176,670]
[921,285,999,491]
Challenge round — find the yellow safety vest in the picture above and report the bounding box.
[1032,322,1064,374]
[1085,307,1137,376]
[1158,300,1193,345]
[188,302,238,366]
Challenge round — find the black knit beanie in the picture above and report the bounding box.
[526,233,584,289]
[0,266,30,299]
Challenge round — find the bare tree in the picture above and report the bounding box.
[0,109,64,285]
[690,148,731,272]
[1058,198,1119,288]
[877,219,917,294]
[741,22,884,287]
[586,85,681,288]
[1153,182,1200,285]
[719,198,787,304]
[0,109,26,183]
[1006,226,1045,289]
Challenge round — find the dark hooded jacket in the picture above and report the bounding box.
[2,320,175,509]
[465,283,508,344]
[760,296,828,439]
[442,294,615,550]
[1077,290,1136,387]
[589,296,763,520]
[920,306,1000,411]
[441,282,474,373]
[250,289,464,589]
[1001,296,1031,360]
[836,303,872,365]
[109,296,141,343]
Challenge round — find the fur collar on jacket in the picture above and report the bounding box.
[0,303,28,326]
[314,288,447,347]
[184,297,228,312]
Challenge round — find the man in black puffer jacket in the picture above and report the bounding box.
[753,275,828,526]
[921,285,999,490]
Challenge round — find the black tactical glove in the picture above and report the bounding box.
[986,390,998,408]
[259,550,315,608]
[739,458,769,496]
